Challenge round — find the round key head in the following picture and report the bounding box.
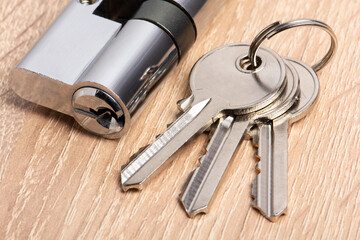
[189,43,286,114]
[284,57,320,124]
[254,60,300,121]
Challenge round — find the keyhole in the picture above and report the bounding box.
[89,107,125,128]
[72,87,126,137]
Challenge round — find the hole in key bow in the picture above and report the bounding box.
[239,56,262,71]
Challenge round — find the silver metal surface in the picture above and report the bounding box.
[252,121,289,222]
[188,44,286,114]
[74,19,178,137]
[11,0,121,116]
[121,99,212,190]
[248,19,338,72]
[11,0,223,138]
[180,116,247,217]
[121,44,287,190]
[72,87,125,136]
[251,57,320,222]
[179,60,300,217]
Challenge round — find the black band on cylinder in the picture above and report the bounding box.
[133,0,197,60]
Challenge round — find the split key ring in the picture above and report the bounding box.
[248,19,338,72]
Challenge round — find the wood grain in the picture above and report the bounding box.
[0,0,359,239]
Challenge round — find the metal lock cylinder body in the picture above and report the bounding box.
[11,0,224,138]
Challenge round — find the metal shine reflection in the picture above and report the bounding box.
[11,0,225,138]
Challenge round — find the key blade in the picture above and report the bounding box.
[252,120,288,222]
[180,116,248,217]
[121,98,219,191]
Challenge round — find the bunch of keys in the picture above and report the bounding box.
[121,19,337,221]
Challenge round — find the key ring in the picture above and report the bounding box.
[248,19,337,72]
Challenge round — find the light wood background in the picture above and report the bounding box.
[1,0,359,239]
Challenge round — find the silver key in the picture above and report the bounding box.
[180,60,300,217]
[180,116,245,217]
[120,44,287,191]
[251,57,320,222]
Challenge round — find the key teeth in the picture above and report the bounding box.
[253,141,261,171]
[198,150,209,164]
[128,145,149,162]
[196,126,214,165]
[248,125,259,146]
[198,121,220,164]
[251,133,264,219]
[254,164,261,173]
[128,126,168,164]
[128,123,170,163]
[167,122,174,129]
[129,130,166,163]
[129,154,137,162]
[250,137,287,222]
[254,151,260,159]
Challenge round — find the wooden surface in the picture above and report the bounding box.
[0,0,359,239]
